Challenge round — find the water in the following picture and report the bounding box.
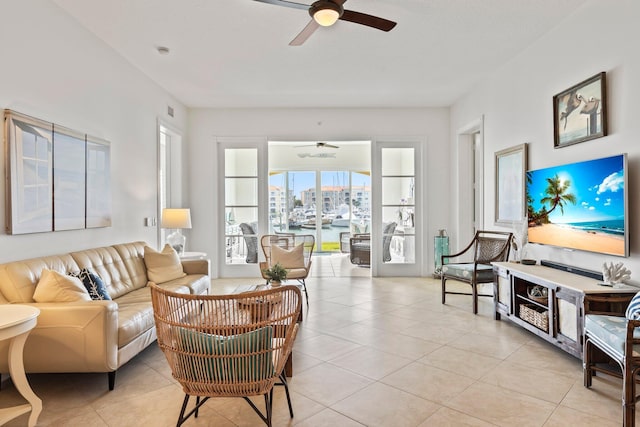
[561,219,625,236]
[271,223,348,242]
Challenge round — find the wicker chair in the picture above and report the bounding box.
[584,304,640,427]
[349,234,371,266]
[150,283,302,427]
[441,230,512,314]
[260,234,314,305]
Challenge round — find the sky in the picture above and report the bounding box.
[527,154,625,223]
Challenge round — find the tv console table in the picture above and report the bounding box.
[492,262,637,359]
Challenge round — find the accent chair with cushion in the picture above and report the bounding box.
[350,234,371,266]
[583,293,640,426]
[260,234,314,304]
[150,283,302,427]
[239,222,259,264]
[441,230,512,314]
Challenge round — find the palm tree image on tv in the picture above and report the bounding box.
[526,155,626,256]
[529,174,577,225]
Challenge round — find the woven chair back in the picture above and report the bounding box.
[150,284,301,397]
[261,234,315,268]
[474,234,512,263]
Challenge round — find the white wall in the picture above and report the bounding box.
[0,1,187,262]
[187,108,450,277]
[451,0,640,280]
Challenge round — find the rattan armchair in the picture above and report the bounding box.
[260,234,314,304]
[441,230,512,314]
[150,283,302,427]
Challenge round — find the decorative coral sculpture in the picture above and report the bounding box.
[602,261,631,285]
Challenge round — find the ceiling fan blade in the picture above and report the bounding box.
[251,0,308,11]
[340,9,397,32]
[289,20,320,46]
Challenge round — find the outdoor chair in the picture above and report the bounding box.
[150,283,302,427]
[583,294,640,427]
[239,222,258,263]
[260,234,314,305]
[441,230,512,314]
[349,234,371,266]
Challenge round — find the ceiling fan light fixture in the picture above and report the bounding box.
[309,1,343,27]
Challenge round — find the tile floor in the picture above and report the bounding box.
[1,254,628,426]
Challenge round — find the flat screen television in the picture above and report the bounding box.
[527,153,628,257]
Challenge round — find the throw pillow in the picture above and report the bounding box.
[626,291,640,320]
[69,268,111,300]
[177,326,274,382]
[271,244,305,269]
[144,244,186,283]
[33,269,92,303]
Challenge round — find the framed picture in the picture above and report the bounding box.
[4,109,111,234]
[553,72,607,148]
[495,143,527,225]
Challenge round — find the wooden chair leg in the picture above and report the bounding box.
[583,338,593,388]
[472,282,478,314]
[623,364,636,427]
[441,276,446,305]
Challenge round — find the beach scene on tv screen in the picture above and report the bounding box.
[527,154,625,256]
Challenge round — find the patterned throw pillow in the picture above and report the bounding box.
[625,291,640,320]
[69,268,111,301]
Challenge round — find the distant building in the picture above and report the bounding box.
[301,186,370,212]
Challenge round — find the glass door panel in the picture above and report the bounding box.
[320,171,347,252]
[381,147,415,264]
[224,148,259,265]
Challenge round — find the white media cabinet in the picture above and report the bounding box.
[492,262,637,358]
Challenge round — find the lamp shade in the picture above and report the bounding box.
[309,1,342,27]
[161,208,192,229]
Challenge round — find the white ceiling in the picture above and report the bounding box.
[53,0,587,109]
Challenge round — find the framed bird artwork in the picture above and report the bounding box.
[553,72,607,148]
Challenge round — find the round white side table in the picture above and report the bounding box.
[0,305,42,427]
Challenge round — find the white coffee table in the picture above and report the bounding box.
[0,305,42,426]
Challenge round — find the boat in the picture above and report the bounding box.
[331,204,358,227]
[301,218,331,229]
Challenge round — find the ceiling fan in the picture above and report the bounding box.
[252,0,397,46]
[296,142,340,149]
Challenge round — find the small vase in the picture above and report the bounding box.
[270,281,282,287]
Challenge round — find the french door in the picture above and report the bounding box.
[373,140,423,276]
[218,139,267,278]
[268,170,371,253]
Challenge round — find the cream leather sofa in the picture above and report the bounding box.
[0,241,210,390]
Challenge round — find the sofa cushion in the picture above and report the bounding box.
[144,244,186,284]
[69,268,111,300]
[116,285,189,348]
[112,242,150,290]
[71,246,138,300]
[33,269,92,303]
[157,274,210,295]
[271,244,305,269]
[0,254,80,303]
